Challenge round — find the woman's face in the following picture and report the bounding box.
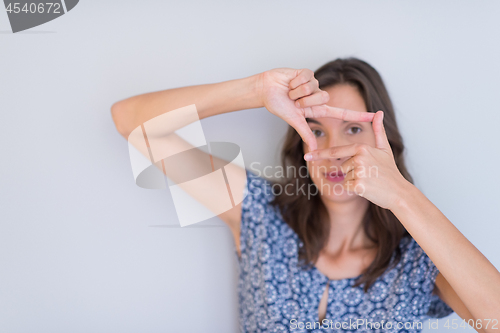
[302,83,377,203]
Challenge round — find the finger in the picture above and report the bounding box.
[291,117,318,151]
[308,105,375,122]
[289,69,314,90]
[294,90,330,108]
[304,143,360,161]
[344,179,364,197]
[340,156,356,175]
[343,170,356,182]
[288,79,319,101]
[372,111,392,151]
[341,168,356,183]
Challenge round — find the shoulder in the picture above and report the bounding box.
[397,236,429,266]
[241,169,279,216]
[397,237,438,285]
[239,169,286,252]
[390,236,454,317]
[380,236,438,295]
[243,169,274,201]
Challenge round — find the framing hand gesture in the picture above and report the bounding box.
[304,110,410,210]
[259,68,376,151]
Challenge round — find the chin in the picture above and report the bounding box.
[314,179,358,201]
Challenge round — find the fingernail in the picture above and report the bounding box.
[304,153,312,161]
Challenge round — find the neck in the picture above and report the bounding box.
[320,196,374,256]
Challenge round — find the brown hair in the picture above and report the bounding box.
[269,57,413,292]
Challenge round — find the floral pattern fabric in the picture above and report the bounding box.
[236,169,453,333]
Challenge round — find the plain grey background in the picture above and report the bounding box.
[1,1,499,332]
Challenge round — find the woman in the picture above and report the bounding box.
[111,58,500,332]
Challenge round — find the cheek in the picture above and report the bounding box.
[362,131,377,147]
[348,133,376,148]
[306,161,320,183]
[302,143,309,155]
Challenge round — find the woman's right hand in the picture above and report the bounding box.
[257,68,375,152]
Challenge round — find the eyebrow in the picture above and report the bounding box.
[306,118,350,125]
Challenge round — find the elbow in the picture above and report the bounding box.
[111,101,132,138]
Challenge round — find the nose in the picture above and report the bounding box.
[326,131,351,162]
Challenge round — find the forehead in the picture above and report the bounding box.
[323,84,367,113]
[306,118,350,125]
[306,83,368,127]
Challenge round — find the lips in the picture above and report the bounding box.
[324,171,345,182]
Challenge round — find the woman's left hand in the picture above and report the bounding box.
[303,110,412,210]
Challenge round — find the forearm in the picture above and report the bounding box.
[392,183,500,324]
[111,73,263,137]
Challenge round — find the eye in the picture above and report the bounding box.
[347,126,362,135]
[312,129,324,137]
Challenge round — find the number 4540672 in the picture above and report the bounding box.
[6,3,62,14]
[443,318,498,330]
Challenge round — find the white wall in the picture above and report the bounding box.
[1,1,499,332]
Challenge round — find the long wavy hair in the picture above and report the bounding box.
[269,57,414,292]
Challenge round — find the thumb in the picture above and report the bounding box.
[373,111,391,152]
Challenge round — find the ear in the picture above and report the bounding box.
[373,111,392,153]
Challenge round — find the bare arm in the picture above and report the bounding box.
[393,184,500,332]
[111,74,264,247]
[434,273,487,333]
[111,74,263,138]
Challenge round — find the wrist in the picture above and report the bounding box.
[249,71,265,109]
[200,74,264,119]
[391,179,419,214]
[226,73,265,112]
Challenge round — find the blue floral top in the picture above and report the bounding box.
[236,169,454,333]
